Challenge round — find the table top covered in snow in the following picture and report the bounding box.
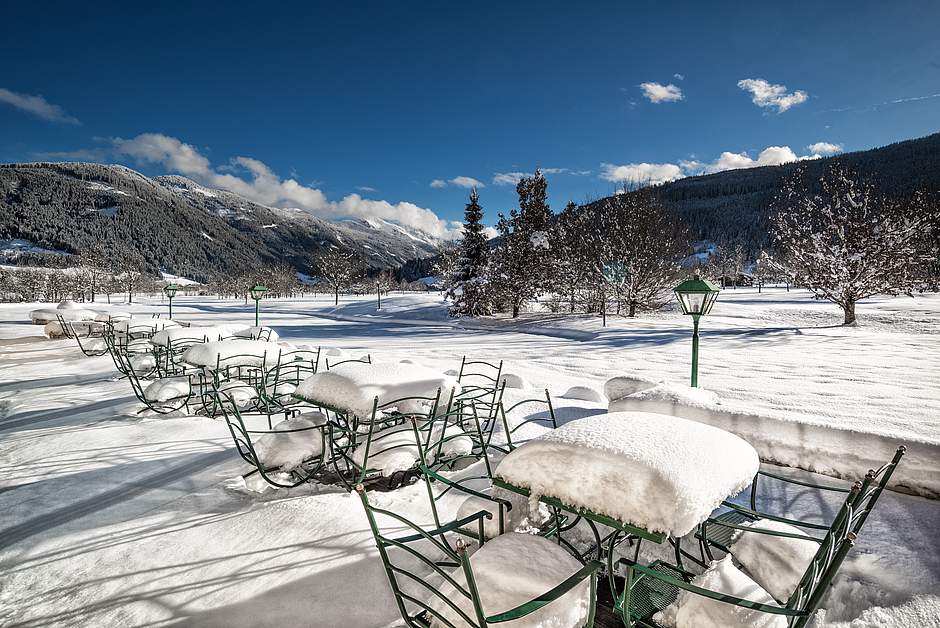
[293,361,461,417]
[181,339,284,368]
[494,411,760,537]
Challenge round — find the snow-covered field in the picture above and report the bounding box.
[0,289,938,627]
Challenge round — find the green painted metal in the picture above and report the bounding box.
[690,314,700,387]
[622,447,906,628]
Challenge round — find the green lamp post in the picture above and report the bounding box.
[163,283,179,319]
[674,274,720,387]
[249,284,268,326]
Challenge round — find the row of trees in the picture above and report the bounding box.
[444,166,938,325]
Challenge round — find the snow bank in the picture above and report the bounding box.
[181,340,282,368]
[252,412,328,471]
[427,532,591,628]
[655,555,784,628]
[495,412,760,536]
[608,383,938,497]
[294,361,460,417]
[730,519,818,603]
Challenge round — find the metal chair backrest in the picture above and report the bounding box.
[495,390,557,453]
[325,353,372,370]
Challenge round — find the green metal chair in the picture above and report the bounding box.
[59,315,110,357]
[334,390,444,488]
[488,390,557,454]
[259,346,321,413]
[324,353,372,370]
[455,357,506,424]
[618,446,905,628]
[214,381,335,489]
[357,484,602,628]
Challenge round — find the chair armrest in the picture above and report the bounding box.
[718,501,832,532]
[618,559,806,617]
[486,560,603,623]
[420,465,513,512]
[703,515,822,542]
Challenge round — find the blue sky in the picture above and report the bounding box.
[1,1,938,237]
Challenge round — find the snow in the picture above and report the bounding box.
[149,324,244,347]
[112,318,180,334]
[499,373,529,389]
[93,310,130,322]
[143,377,191,402]
[216,379,259,409]
[232,325,280,342]
[1,290,938,627]
[29,304,97,324]
[251,412,328,471]
[655,555,785,628]
[160,272,200,286]
[427,532,592,628]
[495,412,760,536]
[729,518,819,602]
[561,385,603,402]
[294,360,461,417]
[181,339,282,368]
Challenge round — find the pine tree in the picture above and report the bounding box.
[488,170,552,317]
[448,189,490,317]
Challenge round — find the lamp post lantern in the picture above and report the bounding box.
[249,284,267,326]
[674,274,720,387]
[163,283,179,319]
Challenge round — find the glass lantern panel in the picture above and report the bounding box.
[681,292,706,315]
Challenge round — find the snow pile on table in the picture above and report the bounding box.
[730,518,819,602]
[351,422,472,476]
[129,353,157,373]
[294,361,460,417]
[427,532,591,628]
[499,373,529,389]
[251,412,328,471]
[182,339,282,368]
[562,385,603,402]
[143,377,191,402]
[30,305,98,324]
[216,380,259,409]
[495,411,759,536]
[113,318,180,334]
[233,326,280,342]
[93,310,130,322]
[150,324,244,347]
[654,555,784,628]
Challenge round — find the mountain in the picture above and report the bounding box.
[0,162,440,281]
[646,132,940,255]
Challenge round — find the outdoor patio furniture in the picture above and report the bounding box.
[490,389,557,454]
[214,380,335,489]
[617,445,904,627]
[357,483,603,628]
[324,353,372,370]
[57,314,110,356]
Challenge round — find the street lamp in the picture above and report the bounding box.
[163,283,179,319]
[249,284,267,326]
[674,274,720,388]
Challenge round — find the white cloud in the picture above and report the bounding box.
[602,144,825,185]
[491,168,590,186]
[737,78,808,113]
[110,132,459,239]
[0,87,80,124]
[806,142,843,155]
[356,185,376,192]
[673,73,685,81]
[639,82,684,103]
[430,176,485,189]
[483,226,499,240]
[600,162,684,185]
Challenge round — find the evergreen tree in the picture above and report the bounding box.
[448,189,490,317]
[488,171,552,317]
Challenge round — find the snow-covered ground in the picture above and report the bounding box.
[0,289,938,627]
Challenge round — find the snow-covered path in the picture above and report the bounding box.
[0,290,938,626]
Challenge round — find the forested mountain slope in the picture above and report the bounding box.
[0,162,439,281]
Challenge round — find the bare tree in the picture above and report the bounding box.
[313,249,362,305]
[767,166,932,325]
